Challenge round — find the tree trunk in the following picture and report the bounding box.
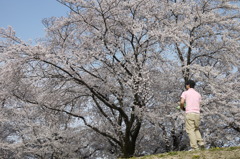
[121,141,136,158]
[121,120,141,158]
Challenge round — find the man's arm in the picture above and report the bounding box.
[180,97,185,111]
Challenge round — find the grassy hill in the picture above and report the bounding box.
[128,146,240,159]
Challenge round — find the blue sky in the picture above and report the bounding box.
[0,0,69,41]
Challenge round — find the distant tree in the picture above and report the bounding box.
[169,0,240,142]
[0,0,239,158]
[144,0,240,151]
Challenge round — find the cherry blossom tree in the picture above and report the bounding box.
[0,0,240,158]
[169,0,240,144]
[146,0,240,151]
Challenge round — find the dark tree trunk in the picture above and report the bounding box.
[121,141,136,158]
[120,119,142,158]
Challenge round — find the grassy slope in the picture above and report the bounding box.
[128,146,240,159]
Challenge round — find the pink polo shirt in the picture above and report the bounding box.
[181,88,201,113]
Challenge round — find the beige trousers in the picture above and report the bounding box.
[185,113,204,149]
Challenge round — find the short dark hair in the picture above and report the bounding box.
[185,80,196,88]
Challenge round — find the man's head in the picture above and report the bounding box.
[185,80,195,89]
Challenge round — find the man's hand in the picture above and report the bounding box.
[180,98,186,111]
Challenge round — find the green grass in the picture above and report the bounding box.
[191,155,200,159]
[126,146,240,159]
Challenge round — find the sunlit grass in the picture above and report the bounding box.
[126,146,240,159]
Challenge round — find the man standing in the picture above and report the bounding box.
[180,80,205,151]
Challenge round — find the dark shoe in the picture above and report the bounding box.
[199,145,205,150]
